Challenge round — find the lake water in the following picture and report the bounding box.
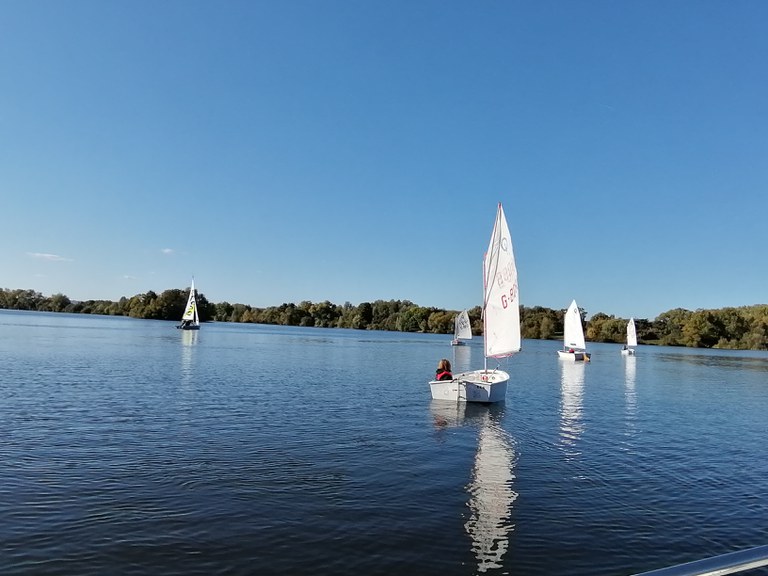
[1,310,767,575]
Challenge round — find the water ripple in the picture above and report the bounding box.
[2,313,768,575]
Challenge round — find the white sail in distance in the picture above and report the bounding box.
[563,300,586,350]
[627,317,638,347]
[181,279,199,323]
[455,310,473,341]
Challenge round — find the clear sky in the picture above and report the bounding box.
[2,1,766,320]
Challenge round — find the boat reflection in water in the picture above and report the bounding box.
[429,402,518,573]
[624,355,637,440]
[450,340,473,373]
[559,360,586,455]
[180,329,198,385]
[624,354,637,416]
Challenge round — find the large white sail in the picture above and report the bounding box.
[181,279,199,324]
[627,317,637,347]
[483,203,521,358]
[563,300,586,350]
[455,309,473,341]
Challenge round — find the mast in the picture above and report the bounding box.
[192,277,198,326]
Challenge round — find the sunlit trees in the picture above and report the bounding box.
[0,289,44,310]
[521,306,561,340]
[356,302,373,328]
[654,308,693,346]
[3,286,768,350]
[233,303,255,323]
[309,300,341,328]
[214,301,234,322]
[335,302,356,328]
[48,293,71,312]
[396,305,433,332]
[585,313,626,343]
[428,310,454,334]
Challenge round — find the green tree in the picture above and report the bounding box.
[396,305,432,332]
[155,289,186,321]
[715,307,749,348]
[743,318,768,350]
[215,301,234,322]
[6,289,44,310]
[682,310,722,348]
[356,302,373,329]
[48,293,71,312]
[654,308,692,346]
[428,310,454,334]
[230,303,250,322]
[336,301,356,328]
[310,300,341,328]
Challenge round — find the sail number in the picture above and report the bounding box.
[500,284,518,309]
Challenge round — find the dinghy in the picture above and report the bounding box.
[430,203,520,403]
[557,300,590,361]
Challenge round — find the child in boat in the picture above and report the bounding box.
[435,359,453,381]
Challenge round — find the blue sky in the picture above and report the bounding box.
[1,1,766,320]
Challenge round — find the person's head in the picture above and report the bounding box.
[438,358,451,372]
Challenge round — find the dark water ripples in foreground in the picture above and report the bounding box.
[1,311,768,575]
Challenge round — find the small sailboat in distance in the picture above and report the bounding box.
[621,317,637,356]
[177,278,200,330]
[430,203,520,403]
[557,300,590,361]
[451,309,473,346]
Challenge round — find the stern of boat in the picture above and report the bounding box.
[557,350,590,362]
[430,370,509,403]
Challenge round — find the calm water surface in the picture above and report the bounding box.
[1,310,767,575]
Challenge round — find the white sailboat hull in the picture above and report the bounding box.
[620,348,635,356]
[451,339,466,346]
[557,349,591,362]
[430,370,509,403]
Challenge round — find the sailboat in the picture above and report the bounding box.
[451,309,473,346]
[177,278,200,330]
[557,299,590,361]
[430,203,520,403]
[621,317,637,355]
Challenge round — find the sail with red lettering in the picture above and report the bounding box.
[483,203,521,358]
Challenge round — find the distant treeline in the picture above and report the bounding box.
[2,287,768,350]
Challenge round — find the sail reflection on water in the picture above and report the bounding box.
[624,355,637,440]
[465,412,518,573]
[429,402,518,573]
[559,360,586,452]
[624,354,637,415]
[450,341,473,374]
[181,329,198,384]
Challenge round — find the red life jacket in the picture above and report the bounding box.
[436,370,452,381]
